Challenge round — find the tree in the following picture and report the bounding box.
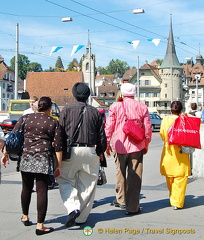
[55,56,64,71]
[155,59,163,65]
[96,66,108,75]
[10,54,30,80]
[106,59,130,75]
[28,62,43,72]
[67,58,79,71]
[44,67,55,72]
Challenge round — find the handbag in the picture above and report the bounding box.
[63,106,86,160]
[121,101,145,143]
[97,166,107,185]
[4,116,27,161]
[168,115,201,149]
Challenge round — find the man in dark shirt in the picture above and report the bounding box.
[57,82,107,228]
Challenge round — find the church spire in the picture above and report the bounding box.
[160,14,182,69]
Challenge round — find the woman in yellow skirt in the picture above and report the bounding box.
[160,101,191,210]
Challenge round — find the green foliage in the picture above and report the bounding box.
[96,59,130,76]
[10,54,43,79]
[67,58,79,71]
[28,62,43,72]
[106,59,130,75]
[96,66,108,75]
[55,56,64,71]
[10,54,30,80]
[43,67,55,72]
[155,59,163,65]
[79,57,82,68]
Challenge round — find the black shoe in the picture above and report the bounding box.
[112,199,126,209]
[21,217,32,226]
[36,227,54,235]
[125,208,141,215]
[65,210,80,228]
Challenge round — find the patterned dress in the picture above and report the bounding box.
[13,113,63,175]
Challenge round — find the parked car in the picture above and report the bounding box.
[149,113,162,132]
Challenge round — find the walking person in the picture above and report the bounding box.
[105,83,152,215]
[57,82,107,227]
[188,102,197,116]
[160,101,191,210]
[1,96,63,235]
[23,96,38,115]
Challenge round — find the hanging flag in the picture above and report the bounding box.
[127,40,140,49]
[49,46,63,57]
[71,45,85,56]
[147,39,161,47]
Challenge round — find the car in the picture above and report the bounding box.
[149,113,162,132]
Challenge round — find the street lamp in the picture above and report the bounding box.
[133,8,145,14]
[61,17,73,22]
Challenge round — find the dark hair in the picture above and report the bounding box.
[170,101,183,115]
[38,96,52,112]
[190,102,197,110]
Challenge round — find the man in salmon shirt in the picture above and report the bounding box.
[105,83,152,215]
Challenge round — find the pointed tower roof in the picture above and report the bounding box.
[160,14,182,69]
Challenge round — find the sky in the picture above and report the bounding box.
[0,0,204,71]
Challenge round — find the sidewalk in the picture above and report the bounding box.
[0,148,204,240]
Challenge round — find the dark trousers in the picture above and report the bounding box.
[114,150,143,212]
[21,172,49,223]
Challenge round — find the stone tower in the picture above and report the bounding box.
[159,15,183,114]
[82,35,96,98]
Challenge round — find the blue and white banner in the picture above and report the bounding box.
[71,45,85,56]
[127,40,140,49]
[49,46,63,57]
[147,39,161,46]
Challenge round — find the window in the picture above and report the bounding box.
[165,83,167,87]
[145,80,150,86]
[145,101,149,107]
[140,93,145,98]
[11,103,30,111]
[165,103,167,107]
[86,63,89,71]
[100,93,106,97]
[3,83,5,89]
[165,94,167,98]
[109,92,115,97]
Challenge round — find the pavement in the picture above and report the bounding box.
[0,133,204,240]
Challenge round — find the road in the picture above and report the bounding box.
[1,132,204,240]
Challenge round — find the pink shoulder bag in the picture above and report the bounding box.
[122,101,145,143]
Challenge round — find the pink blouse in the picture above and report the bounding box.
[105,97,152,154]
